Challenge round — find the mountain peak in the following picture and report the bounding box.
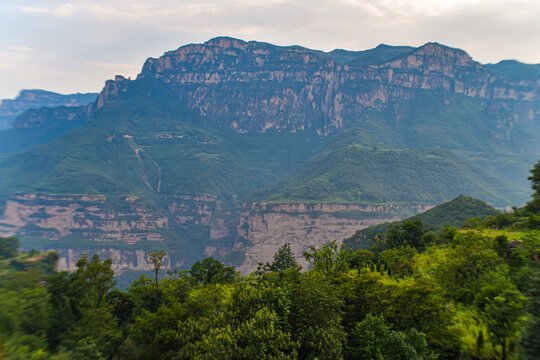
[203,36,249,49]
[413,42,475,66]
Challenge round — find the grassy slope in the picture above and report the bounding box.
[0,78,326,203]
[342,195,500,249]
[251,144,516,206]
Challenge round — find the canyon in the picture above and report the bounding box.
[0,37,538,277]
[0,194,430,273]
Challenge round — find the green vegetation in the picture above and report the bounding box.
[0,158,539,359]
[0,223,537,359]
[344,195,500,249]
[486,60,540,83]
[0,161,537,359]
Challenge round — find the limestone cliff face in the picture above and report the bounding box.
[56,248,179,273]
[13,38,539,144]
[236,202,432,274]
[0,194,167,243]
[91,38,538,139]
[0,193,431,274]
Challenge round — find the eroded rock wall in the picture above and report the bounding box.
[236,202,432,273]
[0,194,431,275]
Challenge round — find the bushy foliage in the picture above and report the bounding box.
[0,203,538,360]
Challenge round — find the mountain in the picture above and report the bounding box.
[0,90,97,130]
[343,195,500,250]
[0,90,97,153]
[0,37,538,275]
[486,60,540,83]
[250,133,517,205]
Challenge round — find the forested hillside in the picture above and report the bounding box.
[0,161,539,360]
[343,195,501,249]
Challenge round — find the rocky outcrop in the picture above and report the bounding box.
[237,203,432,273]
[0,90,97,119]
[55,248,181,273]
[0,90,97,130]
[0,193,432,275]
[93,37,537,140]
[0,194,167,243]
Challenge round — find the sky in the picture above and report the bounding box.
[1,0,540,99]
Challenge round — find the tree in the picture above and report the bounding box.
[189,257,235,285]
[47,255,121,357]
[289,272,345,359]
[346,314,436,360]
[525,160,540,214]
[271,243,298,272]
[258,243,299,274]
[0,236,19,258]
[149,251,167,285]
[304,240,350,277]
[476,278,526,360]
[179,308,298,360]
[386,219,428,250]
[519,265,540,359]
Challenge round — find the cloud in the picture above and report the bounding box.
[6,45,33,53]
[20,3,81,17]
[2,0,540,99]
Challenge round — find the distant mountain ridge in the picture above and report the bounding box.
[0,90,97,130]
[0,37,538,274]
[6,38,540,155]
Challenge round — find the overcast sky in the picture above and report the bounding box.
[1,0,540,99]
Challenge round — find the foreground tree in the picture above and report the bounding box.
[304,240,350,277]
[519,265,540,359]
[149,251,167,285]
[347,314,436,360]
[476,278,525,360]
[189,257,236,285]
[525,160,540,214]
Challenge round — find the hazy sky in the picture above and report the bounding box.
[2,0,540,99]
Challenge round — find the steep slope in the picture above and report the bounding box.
[0,37,539,275]
[251,145,516,206]
[343,195,500,249]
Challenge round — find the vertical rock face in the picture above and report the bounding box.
[87,37,538,141]
[0,193,432,274]
[236,203,433,273]
[9,37,539,145]
[55,248,175,273]
[0,195,167,243]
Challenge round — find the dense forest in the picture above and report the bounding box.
[0,161,539,359]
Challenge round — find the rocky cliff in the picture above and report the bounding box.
[0,193,430,274]
[108,38,538,141]
[237,202,432,273]
[9,38,539,148]
[1,37,538,277]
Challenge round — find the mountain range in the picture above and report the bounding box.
[0,37,538,274]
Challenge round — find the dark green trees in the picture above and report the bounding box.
[0,236,19,258]
[189,257,236,285]
[519,265,540,359]
[346,314,436,360]
[525,160,540,214]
